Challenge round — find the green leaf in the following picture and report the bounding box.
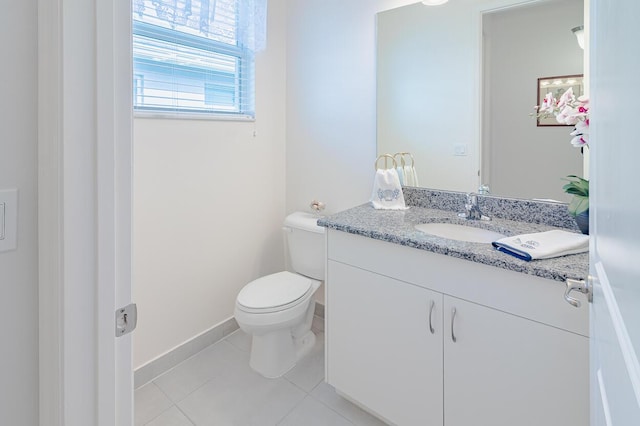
[562,176,589,197]
[568,195,589,216]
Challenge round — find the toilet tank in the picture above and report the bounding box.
[283,212,325,280]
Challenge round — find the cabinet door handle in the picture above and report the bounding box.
[428,300,435,334]
[451,307,457,343]
[564,278,592,307]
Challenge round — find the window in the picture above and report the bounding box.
[132,0,265,118]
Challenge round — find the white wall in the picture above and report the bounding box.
[133,0,287,369]
[376,1,483,192]
[285,0,417,305]
[134,0,584,368]
[0,1,39,424]
[484,0,584,201]
[285,0,417,215]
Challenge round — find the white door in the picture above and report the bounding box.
[38,0,134,424]
[96,0,135,424]
[589,0,640,424]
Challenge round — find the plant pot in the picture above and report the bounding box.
[574,210,589,235]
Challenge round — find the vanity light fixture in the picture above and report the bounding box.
[572,25,585,49]
[422,0,449,5]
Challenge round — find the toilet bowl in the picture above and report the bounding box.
[234,271,320,378]
[234,212,325,378]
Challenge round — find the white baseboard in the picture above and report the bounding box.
[134,317,239,388]
[134,302,325,388]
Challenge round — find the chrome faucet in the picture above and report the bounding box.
[459,192,489,220]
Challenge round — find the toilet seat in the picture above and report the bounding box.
[236,271,316,314]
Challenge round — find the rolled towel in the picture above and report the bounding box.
[370,168,408,210]
[492,230,588,261]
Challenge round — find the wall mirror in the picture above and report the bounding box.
[377,0,584,201]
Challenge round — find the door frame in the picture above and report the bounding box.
[38,0,133,424]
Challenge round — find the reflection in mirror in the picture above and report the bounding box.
[536,74,584,127]
[377,0,584,201]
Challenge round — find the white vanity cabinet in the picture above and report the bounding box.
[325,229,589,426]
[328,260,444,425]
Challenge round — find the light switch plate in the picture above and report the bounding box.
[454,143,468,156]
[0,189,17,252]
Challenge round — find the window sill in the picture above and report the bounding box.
[133,110,255,122]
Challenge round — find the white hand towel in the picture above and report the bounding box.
[370,168,408,210]
[403,165,419,187]
[396,166,405,186]
[492,230,588,261]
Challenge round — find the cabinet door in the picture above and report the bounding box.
[444,296,589,426]
[327,260,443,426]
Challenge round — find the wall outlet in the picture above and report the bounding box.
[454,144,468,156]
[0,189,17,252]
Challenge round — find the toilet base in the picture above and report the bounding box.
[249,328,297,378]
[246,297,318,378]
[294,330,316,361]
[249,328,317,379]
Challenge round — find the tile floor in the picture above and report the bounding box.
[135,316,388,426]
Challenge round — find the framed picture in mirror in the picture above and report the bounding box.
[536,74,584,126]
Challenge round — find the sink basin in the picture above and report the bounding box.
[415,222,506,243]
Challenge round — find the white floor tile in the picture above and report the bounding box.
[135,382,173,426]
[177,360,306,426]
[278,396,354,426]
[153,340,248,403]
[225,329,252,353]
[310,382,389,426]
[145,406,194,426]
[284,331,325,392]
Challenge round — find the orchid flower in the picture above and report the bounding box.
[532,87,590,149]
[538,92,556,113]
[570,120,589,147]
[556,87,576,109]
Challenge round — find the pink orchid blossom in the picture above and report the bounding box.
[536,92,556,114]
[570,120,589,147]
[532,88,590,149]
[556,87,576,109]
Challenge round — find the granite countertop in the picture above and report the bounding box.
[318,203,588,283]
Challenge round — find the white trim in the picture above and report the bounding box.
[596,368,613,426]
[38,0,64,423]
[134,111,256,122]
[96,0,119,423]
[111,0,135,423]
[595,261,640,409]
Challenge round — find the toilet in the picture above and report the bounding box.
[234,212,325,378]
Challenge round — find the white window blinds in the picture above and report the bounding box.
[132,0,267,118]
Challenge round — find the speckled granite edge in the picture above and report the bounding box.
[318,198,588,282]
[403,187,580,231]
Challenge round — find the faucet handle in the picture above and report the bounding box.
[466,192,478,207]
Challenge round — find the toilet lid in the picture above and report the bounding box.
[237,271,314,310]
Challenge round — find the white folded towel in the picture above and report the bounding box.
[370,168,408,210]
[492,230,588,261]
